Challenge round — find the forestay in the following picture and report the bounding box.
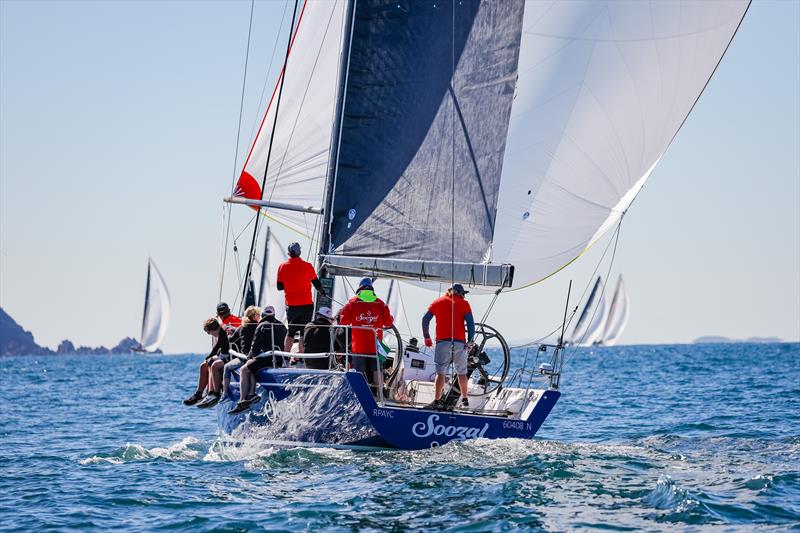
[140,258,171,352]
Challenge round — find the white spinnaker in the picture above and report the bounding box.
[602,275,630,346]
[140,258,171,352]
[238,0,345,235]
[491,0,749,287]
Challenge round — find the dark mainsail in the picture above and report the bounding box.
[326,0,524,275]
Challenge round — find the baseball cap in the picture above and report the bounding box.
[216,302,230,314]
[261,305,276,317]
[317,306,333,319]
[451,283,469,296]
[287,242,301,256]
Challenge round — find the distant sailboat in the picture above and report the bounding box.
[138,258,171,353]
[569,276,607,346]
[600,276,630,347]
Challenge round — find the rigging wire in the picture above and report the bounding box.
[562,215,624,367]
[246,0,291,145]
[450,0,456,344]
[263,4,338,214]
[240,0,301,315]
[219,0,256,302]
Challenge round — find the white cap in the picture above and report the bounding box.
[317,306,333,319]
[261,305,276,316]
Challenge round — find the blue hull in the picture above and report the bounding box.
[218,369,560,450]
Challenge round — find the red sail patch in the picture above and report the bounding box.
[234,171,262,211]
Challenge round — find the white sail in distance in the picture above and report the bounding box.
[582,287,608,346]
[601,275,630,346]
[140,258,171,352]
[570,276,605,345]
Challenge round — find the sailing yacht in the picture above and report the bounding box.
[213,0,749,449]
[568,275,630,346]
[136,258,170,353]
[600,275,630,346]
[569,276,608,347]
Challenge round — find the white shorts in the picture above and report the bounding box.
[434,341,467,375]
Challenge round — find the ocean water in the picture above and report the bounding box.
[0,343,797,531]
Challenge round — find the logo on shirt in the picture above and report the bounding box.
[355,311,378,325]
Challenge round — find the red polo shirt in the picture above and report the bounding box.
[428,293,472,342]
[276,257,318,306]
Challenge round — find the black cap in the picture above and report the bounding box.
[216,302,230,314]
[451,283,469,296]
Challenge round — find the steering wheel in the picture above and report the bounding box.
[467,322,511,396]
[381,324,404,385]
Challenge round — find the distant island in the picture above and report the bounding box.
[0,307,160,356]
[693,335,783,344]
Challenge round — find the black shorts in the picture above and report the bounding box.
[248,354,284,374]
[286,304,314,337]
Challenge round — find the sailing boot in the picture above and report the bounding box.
[183,391,204,406]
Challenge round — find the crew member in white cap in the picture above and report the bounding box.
[302,306,338,370]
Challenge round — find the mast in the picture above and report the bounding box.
[315,0,356,312]
[258,226,270,307]
[139,259,152,347]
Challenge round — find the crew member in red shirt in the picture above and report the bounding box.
[422,284,475,409]
[276,242,324,352]
[216,302,242,335]
[338,277,393,390]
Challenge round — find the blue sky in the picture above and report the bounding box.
[1,0,798,353]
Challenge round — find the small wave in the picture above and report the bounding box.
[644,475,696,511]
[79,437,204,465]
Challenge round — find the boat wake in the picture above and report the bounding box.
[79,437,206,465]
